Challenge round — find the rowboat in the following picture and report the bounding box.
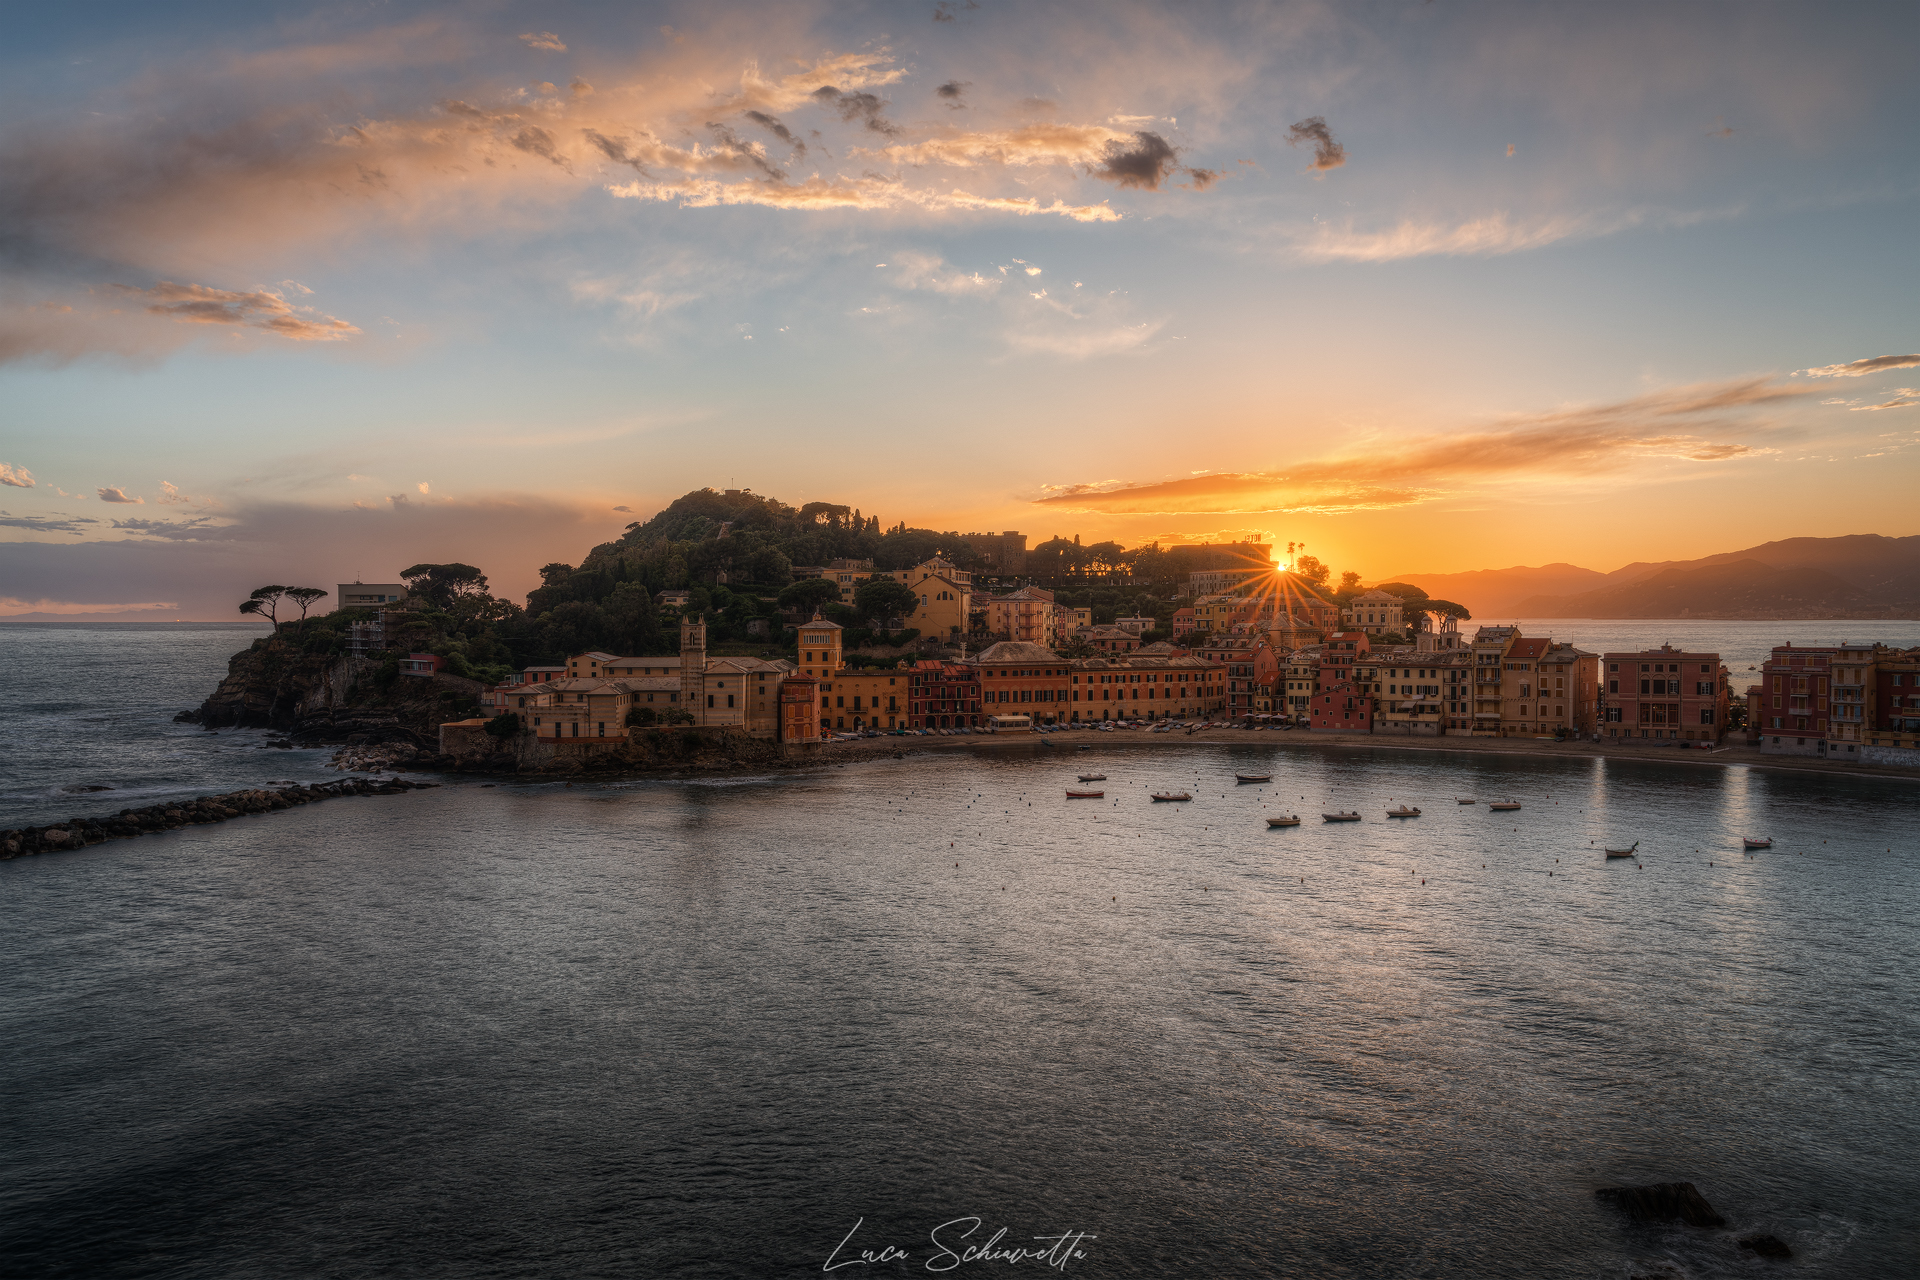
[1077,774,1107,782]
[1066,789,1104,798]
[1387,806,1421,818]
[1266,815,1301,827]
[1456,797,1476,804]
[1489,801,1522,811]
[1322,811,1362,822]
[1235,774,1272,783]
[1605,841,1638,857]
[1743,837,1772,849]
[1151,792,1192,802]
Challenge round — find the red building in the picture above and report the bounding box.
[1311,632,1374,733]
[973,641,1076,724]
[1754,643,1839,757]
[778,674,820,742]
[1601,646,1729,743]
[908,661,982,729]
[1866,646,1920,765]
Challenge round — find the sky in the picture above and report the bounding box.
[2,0,1917,618]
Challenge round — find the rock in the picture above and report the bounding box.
[42,828,71,848]
[1595,1183,1726,1228]
[1739,1234,1792,1259]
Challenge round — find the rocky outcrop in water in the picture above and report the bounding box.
[1,779,439,861]
[1594,1182,1727,1228]
[1738,1233,1792,1258]
[188,636,482,745]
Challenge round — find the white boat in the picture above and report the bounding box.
[1151,791,1192,802]
[1605,841,1638,857]
[1266,815,1301,827]
[1077,774,1107,782]
[1489,801,1522,811]
[1322,811,1362,822]
[1387,806,1421,818]
[1742,837,1772,849]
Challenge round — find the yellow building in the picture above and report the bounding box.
[792,609,910,730]
[1467,627,1598,737]
[1341,589,1406,636]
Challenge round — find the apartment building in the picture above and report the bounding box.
[1601,646,1730,743]
[1754,643,1839,757]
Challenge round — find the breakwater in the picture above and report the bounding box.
[0,777,438,860]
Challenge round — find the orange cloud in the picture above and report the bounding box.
[1034,378,1804,516]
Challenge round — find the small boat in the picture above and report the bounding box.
[1387,806,1421,818]
[1266,815,1301,827]
[1322,811,1362,822]
[1456,797,1476,805]
[1066,789,1104,798]
[1151,791,1192,802]
[1235,774,1272,783]
[1743,837,1772,849]
[1077,774,1107,782]
[1489,801,1522,811]
[1605,841,1638,857]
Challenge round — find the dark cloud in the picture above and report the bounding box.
[1090,131,1179,190]
[510,125,568,168]
[1184,167,1222,190]
[108,282,359,343]
[1285,116,1346,173]
[743,110,805,155]
[109,516,231,539]
[936,81,971,108]
[98,486,142,503]
[0,513,98,534]
[1019,97,1058,114]
[932,1,978,22]
[812,86,900,136]
[440,99,488,119]
[704,123,785,178]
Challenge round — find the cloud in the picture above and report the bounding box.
[936,80,970,108]
[108,516,231,540]
[1798,354,1920,378]
[812,87,900,136]
[610,176,1119,222]
[1286,206,1739,264]
[1183,167,1222,190]
[932,1,978,22]
[0,513,99,534]
[1089,131,1180,190]
[612,505,632,512]
[743,110,805,155]
[1033,377,1802,515]
[1285,116,1346,173]
[0,462,32,488]
[97,486,143,504]
[517,32,566,52]
[114,282,360,342]
[0,598,180,616]
[1850,388,1920,411]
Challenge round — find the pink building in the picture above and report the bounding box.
[1601,646,1729,744]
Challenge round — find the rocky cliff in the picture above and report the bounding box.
[186,638,484,746]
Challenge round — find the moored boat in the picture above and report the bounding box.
[1077,774,1107,782]
[1743,837,1772,849]
[1151,791,1192,802]
[1266,815,1301,827]
[1387,806,1421,817]
[1322,811,1362,822]
[1235,774,1272,783]
[1489,801,1522,811]
[1066,789,1104,798]
[1456,797,1476,804]
[1605,841,1638,857]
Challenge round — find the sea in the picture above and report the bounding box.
[2,619,1918,1278]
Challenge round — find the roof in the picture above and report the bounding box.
[799,613,843,631]
[574,651,618,662]
[973,641,1062,664]
[987,587,1054,602]
[1508,638,1551,659]
[604,656,681,668]
[1349,589,1402,603]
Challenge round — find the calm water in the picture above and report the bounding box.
[2,622,1918,1278]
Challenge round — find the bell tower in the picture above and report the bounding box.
[680,613,707,724]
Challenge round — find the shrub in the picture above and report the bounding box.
[485,713,523,739]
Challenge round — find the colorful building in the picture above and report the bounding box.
[1864,646,1920,766]
[1069,644,1225,722]
[1601,646,1730,743]
[1340,589,1405,636]
[1754,643,1840,756]
[1311,634,1374,733]
[982,587,1058,644]
[907,661,982,729]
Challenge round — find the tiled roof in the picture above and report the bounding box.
[973,641,1062,663]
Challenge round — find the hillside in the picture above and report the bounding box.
[1393,534,1920,620]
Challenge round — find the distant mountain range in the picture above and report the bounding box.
[1389,534,1920,620]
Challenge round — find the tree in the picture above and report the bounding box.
[284,587,329,633]
[1294,556,1330,588]
[484,712,523,739]
[1373,581,1430,601]
[239,585,288,628]
[853,578,921,624]
[778,578,841,612]
[400,563,490,611]
[1339,570,1363,591]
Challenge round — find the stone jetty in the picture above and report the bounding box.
[1,778,438,861]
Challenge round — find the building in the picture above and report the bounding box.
[1753,643,1840,756]
[1068,644,1226,723]
[1374,652,1471,735]
[817,667,912,732]
[797,614,843,680]
[1075,625,1142,654]
[400,653,443,676]
[346,609,421,657]
[1468,634,1597,738]
[337,582,408,608]
[1827,642,1879,755]
[973,641,1076,722]
[1601,646,1730,744]
[1340,589,1406,636]
[982,586,1057,644]
[1191,634,1262,719]
[1864,646,1920,765]
[1279,648,1320,722]
[907,661,983,730]
[1311,634,1374,733]
[778,673,821,743]
[1114,615,1155,636]
[964,530,1028,576]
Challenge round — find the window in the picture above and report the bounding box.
[707,695,714,708]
